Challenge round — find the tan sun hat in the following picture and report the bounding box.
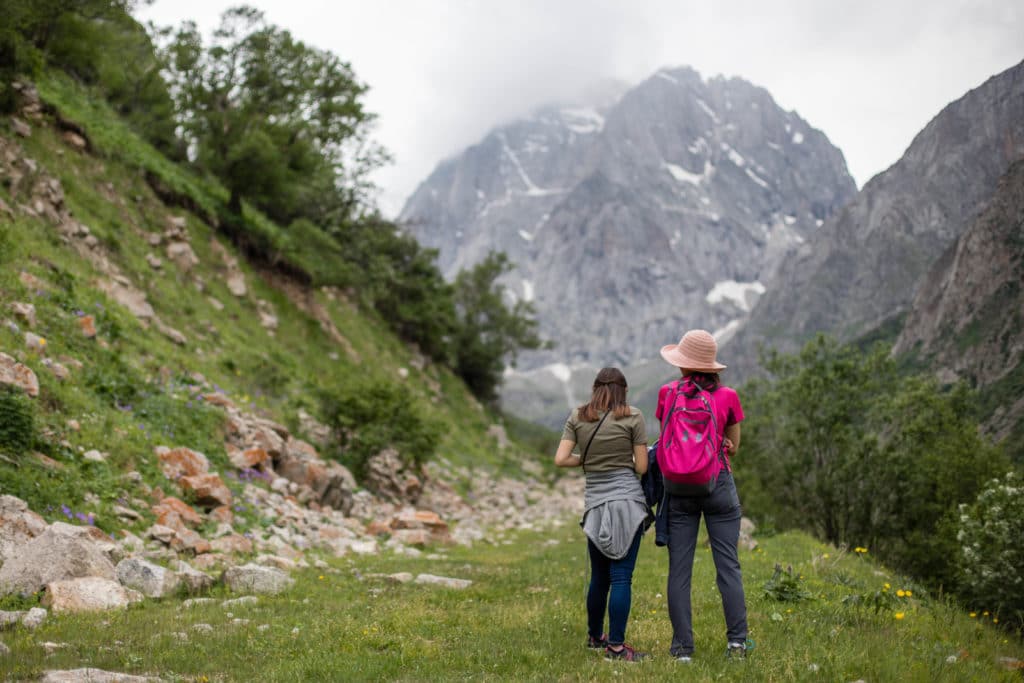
[660,329,727,371]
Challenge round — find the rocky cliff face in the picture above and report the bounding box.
[728,59,1024,378]
[894,158,1024,452]
[401,66,856,373]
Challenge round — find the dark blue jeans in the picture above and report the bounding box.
[587,530,643,646]
[666,470,748,656]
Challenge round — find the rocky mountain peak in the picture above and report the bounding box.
[401,65,856,379]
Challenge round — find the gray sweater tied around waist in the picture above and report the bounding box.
[581,468,650,560]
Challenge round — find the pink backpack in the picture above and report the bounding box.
[658,379,727,496]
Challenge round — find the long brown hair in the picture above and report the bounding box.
[681,370,720,393]
[578,367,632,421]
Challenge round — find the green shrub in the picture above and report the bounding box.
[956,471,1024,628]
[319,378,441,476]
[0,386,35,455]
[763,564,812,602]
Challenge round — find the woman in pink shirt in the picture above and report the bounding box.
[655,329,750,663]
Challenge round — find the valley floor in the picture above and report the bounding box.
[1,521,1021,682]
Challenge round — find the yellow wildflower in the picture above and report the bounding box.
[894,612,905,620]
[969,612,977,618]
[897,590,906,597]
[905,590,912,597]
[822,553,830,559]
[993,617,999,624]
[884,582,891,590]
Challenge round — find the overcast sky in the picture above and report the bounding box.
[138,1,1024,216]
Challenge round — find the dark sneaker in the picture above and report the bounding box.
[605,644,649,662]
[586,634,608,650]
[727,640,752,659]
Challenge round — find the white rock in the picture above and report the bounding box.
[0,523,117,596]
[414,574,473,589]
[82,450,106,463]
[222,564,294,595]
[22,607,47,629]
[221,596,259,608]
[115,558,180,598]
[42,577,144,613]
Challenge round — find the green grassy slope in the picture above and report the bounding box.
[0,73,546,528]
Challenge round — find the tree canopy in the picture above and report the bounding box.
[161,6,387,224]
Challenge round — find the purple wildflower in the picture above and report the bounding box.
[61,504,73,519]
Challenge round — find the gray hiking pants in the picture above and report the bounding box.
[666,470,748,657]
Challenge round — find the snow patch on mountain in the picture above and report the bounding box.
[706,280,766,312]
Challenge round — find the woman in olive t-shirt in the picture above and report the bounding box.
[554,367,650,662]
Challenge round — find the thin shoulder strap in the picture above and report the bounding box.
[580,410,611,473]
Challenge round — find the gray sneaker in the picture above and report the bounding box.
[727,642,747,659]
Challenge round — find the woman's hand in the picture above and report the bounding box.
[724,424,741,456]
[554,439,581,468]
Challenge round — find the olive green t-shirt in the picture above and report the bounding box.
[561,406,647,473]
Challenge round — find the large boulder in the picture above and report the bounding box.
[0,494,47,564]
[175,561,214,595]
[151,497,203,530]
[42,577,143,612]
[115,558,180,598]
[222,564,294,595]
[0,523,117,596]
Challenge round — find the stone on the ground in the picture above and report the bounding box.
[115,558,180,598]
[22,607,47,629]
[152,496,203,529]
[0,610,23,629]
[178,473,232,508]
[210,533,253,555]
[364,448,422,504]
[221,596,258,608]
[180,597,216,608]
[145,254,162,270]
[0,351,39,397]
[0,494,48,564]
[156,446,209,479]
[42,577,143,613]
[222,564,294,595]
[226,272,247,297]
[38,668,160,682]
[0,523,117,596]
[61,130,87,151]
[25,331,47,353]
[414,574,472,589]
[11,117,31,137]
[166,242,198,271]
[82,449,106,462]
[77,315,97,338]
[10,302,36,327]
[175,561,214,594]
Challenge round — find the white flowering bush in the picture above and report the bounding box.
[956,471,1024,627]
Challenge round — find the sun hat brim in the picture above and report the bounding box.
[660,343,727,371]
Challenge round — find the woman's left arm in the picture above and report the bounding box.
[724,423,741,456]
[633,444,648,475]
[554,439,581,468]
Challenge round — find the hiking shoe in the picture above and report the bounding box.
[605,644,649,662]
[586,634,608,650]
[727,641,750,659]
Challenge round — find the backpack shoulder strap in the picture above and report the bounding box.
[579,410,611,473]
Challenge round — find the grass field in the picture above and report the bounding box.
[1,520,1020,682]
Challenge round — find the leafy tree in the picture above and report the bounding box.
[737,335,1008,591]
[739,336,889,543]
[451,251,546,403]
[161,6,387,223]
[860,378,1007,589]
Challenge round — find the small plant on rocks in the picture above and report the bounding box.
[763,564,812,602]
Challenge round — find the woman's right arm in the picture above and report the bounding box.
[554,439,581,468]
